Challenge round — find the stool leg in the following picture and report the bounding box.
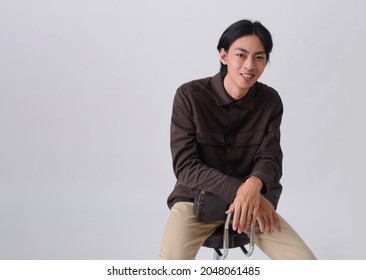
[214,248,223,260]
[219,213,232,260]
[240,224,255,257]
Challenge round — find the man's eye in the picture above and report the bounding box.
[256,56,265,60]
[236,53,245,58]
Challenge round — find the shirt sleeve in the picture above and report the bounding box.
[250,95,283,193]
[170,88,242,203]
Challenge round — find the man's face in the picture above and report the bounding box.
[220,34,267,99]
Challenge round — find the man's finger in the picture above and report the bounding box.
[273,212,281,232]
[225,204,235,214]
[232,205,242,231]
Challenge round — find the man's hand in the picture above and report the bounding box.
[257,195,281,234]
[226,176,262,234]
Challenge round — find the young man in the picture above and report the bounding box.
[158,19,316,260]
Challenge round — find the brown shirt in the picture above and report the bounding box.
[167,73,283,208]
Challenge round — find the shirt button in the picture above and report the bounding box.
[226,146,232,153]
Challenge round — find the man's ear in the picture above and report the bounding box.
[219,48,228,65]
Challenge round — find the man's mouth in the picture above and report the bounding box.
[241,73,255,78]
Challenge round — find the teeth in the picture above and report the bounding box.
[242,74,254,78]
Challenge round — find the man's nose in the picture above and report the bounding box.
[243,56,255,70]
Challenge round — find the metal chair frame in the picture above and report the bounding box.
[204,212,255,260]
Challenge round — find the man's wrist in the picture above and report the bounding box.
[247,176,263,189]
[237,176,263,194]
[243,176,263,192]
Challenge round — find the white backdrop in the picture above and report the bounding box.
[0,0,365,260]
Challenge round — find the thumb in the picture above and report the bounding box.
[225,203,235,214]
[256,216,265,233]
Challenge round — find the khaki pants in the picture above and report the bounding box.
[158,202,316,260]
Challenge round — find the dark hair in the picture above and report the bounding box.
[217,19,273,77]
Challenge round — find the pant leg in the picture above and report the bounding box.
[158,202,223,260]
[253,213,317,259]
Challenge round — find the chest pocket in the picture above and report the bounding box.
[196,130,225,146]
[234,131,265,147]
[196,130,225,170]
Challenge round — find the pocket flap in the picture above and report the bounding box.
[235,131,264,146]
[196,130,225,146]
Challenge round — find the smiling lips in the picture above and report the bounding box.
[241,73,255,79]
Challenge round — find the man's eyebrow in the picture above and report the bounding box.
[234,47,266,55]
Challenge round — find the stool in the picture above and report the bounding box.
[202,212,255,260]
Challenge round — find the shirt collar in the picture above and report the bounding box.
[211,72,256,110]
